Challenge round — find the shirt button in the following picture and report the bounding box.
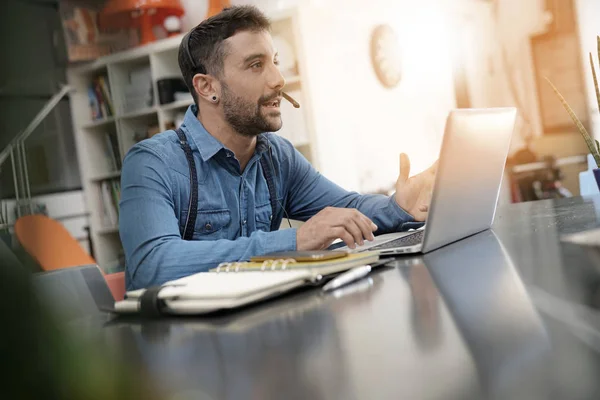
[205,223,212,231]
[242,219,247,225]
[269,214,273,221]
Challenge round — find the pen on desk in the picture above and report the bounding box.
[322,265,372,292]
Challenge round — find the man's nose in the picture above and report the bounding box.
[267,63,285,91]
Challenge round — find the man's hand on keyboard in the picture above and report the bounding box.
[297,207,378,251]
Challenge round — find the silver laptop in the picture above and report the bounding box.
[337,108,516,255]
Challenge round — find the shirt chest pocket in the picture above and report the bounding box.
[181,209,231,240]
[255,202,273,232]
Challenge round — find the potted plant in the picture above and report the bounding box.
[546,36,600,190]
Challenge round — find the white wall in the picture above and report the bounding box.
[298,0,456,192]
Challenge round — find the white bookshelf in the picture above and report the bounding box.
[67,8,318,270]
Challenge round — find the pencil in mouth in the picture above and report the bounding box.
[282,91,300,108]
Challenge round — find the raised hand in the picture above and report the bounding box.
[394,153,437,221]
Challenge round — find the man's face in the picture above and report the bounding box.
[219,30,285,137]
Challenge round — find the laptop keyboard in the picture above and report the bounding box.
[367,230,424,251]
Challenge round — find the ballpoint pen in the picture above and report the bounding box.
[322,265,372,292]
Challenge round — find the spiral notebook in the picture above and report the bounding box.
[114,252,379,316]
[211,252,379,275]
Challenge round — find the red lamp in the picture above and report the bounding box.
[99,0,185,46]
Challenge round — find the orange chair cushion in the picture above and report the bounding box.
[105,272,126,301]
[14,214,96,271]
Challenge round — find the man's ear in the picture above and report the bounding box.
[192,74,220,103]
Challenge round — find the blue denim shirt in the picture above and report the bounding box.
[120,105,418,289]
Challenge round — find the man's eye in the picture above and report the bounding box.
[251,62,262,69]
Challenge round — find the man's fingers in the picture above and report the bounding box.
[318,208,379,249]
[332,227,356,249]
[349,210,377,242]
[399,153,410,183]
[345,219,365,246]
[359,214,377,241]
[349,217,371,245]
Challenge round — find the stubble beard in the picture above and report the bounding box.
[221,82,282,137]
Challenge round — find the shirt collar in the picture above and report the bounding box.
[182,105,224,162]
[182,105,271,162]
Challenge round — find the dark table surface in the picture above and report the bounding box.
[97,196,600,400]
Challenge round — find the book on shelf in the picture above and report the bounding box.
[103,132,121,171]
[98,75,114,115]
[88,73,114,120]
[111,179,121,214]
[99,178,121,228]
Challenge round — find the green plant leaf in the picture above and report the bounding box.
[545,76,600,168]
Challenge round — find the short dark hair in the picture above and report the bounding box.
[178,5,271,104]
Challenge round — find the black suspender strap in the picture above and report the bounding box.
[260,153,279,232]
[176,127,279,234]
[175,127,198,240]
